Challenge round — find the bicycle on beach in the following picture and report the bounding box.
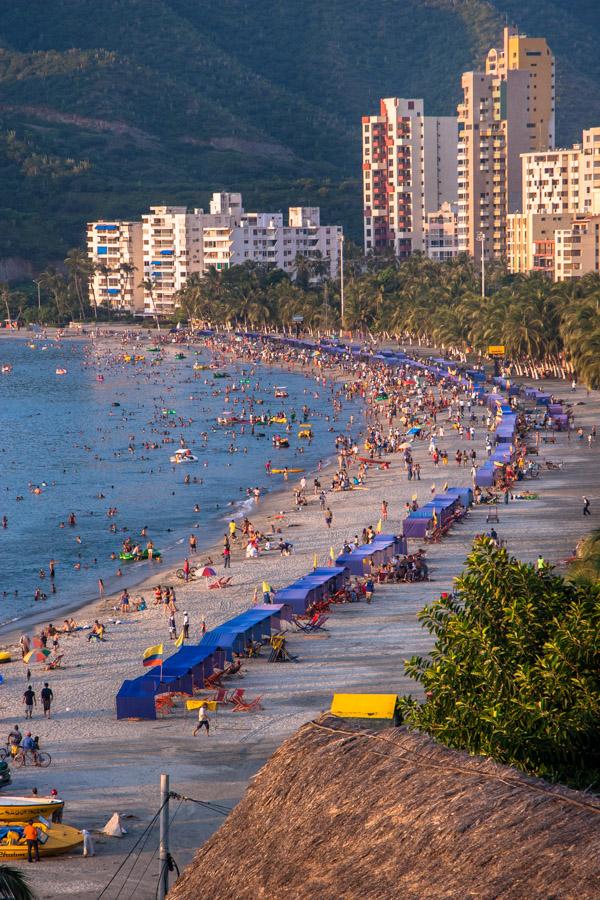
[0,746,52,768]
[175,566,198,581]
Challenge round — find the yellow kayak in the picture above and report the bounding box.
[0,652,10,664]
[270,468,305,474]
[0,796,64,823]
[0,821,82,858]
[270,416,287,424]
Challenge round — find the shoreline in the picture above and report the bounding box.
[0,344,364,647]
[3,331,599,898]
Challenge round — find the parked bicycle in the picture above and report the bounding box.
[175,566,197,581]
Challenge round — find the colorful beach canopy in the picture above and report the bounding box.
[143,644,163,668]
[23,649,51,664]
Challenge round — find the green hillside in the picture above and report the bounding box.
[0,0,599,268]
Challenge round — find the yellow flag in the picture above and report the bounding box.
[174,630,185,648]
[313,553,318,570]
[329,546,335,561]
[262,581,271,593]
[376,518,382,533]
[432,510,438,526]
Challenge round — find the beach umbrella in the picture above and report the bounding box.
[23,649,51,664]
[201,566,216,587]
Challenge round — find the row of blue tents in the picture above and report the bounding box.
[116,530,367,719]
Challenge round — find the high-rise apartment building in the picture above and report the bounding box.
[203,207,341,277]
[89,194,341,314]
[141,195,242,315]
[86,221,144,312]
[506,212,572,274]
[507,127,600,277]
[362,98,458,257]
[457,26,554,261]
[554,215,600,281]
[520,127,600,216]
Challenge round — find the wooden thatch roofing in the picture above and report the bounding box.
[169,716,600,899]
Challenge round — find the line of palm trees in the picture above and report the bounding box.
[8,245,600,388]
[174,250,600,388]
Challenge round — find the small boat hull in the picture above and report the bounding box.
[0,797,64,822]
[0,822,82,858]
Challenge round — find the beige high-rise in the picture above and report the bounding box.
[457,26,554,261]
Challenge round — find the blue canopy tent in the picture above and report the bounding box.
[116,671,183,721]
[334,547,376,575]
[445,486,473,507]
[273,585,317,614]
[402,514,434,538]
[310,567,348,591]
[370,534,407,554]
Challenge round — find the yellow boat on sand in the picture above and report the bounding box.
[0,796,64,822]
[0,821,82,858]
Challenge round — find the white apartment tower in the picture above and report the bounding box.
[362,97,458,257]
[89,193,341,314]
[86,221,144,312]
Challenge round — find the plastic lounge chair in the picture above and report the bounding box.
[208,576,232,590]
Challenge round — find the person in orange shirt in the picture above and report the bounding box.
[23,822,40,862]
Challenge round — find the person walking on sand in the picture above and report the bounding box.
[583,495,591,516]
[193,703,210,737]
[183,611,190,639]
[40,682,53,719]
[168,611,177,640]
[183,557,190,582]
[23,685,36,719]
[381,500,388,522]
[325,508,333,529]
[223,543,231,569]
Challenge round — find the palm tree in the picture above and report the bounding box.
[64,248,92,321]
[140,278,160,332]
[0,863,36,899]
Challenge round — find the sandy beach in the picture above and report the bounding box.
[0,336,598,899]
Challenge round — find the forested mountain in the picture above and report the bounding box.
[1,0,599,268]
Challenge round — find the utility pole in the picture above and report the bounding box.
[477,232,486,298]
[338,232,345,332]
[158,773,170,900]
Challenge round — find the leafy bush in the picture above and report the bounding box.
[401,537,600,787]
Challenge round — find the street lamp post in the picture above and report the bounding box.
[477,232,486,298]
[338,232,345,332]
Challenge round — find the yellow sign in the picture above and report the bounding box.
[488,345,505,356]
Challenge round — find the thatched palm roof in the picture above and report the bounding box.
[170,716,600,899]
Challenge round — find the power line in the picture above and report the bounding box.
[97,799,168,900]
